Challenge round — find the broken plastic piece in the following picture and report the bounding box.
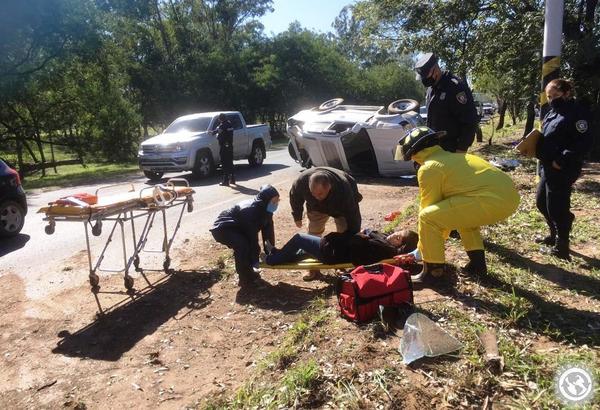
[384,211,401,221]
[399,313,462,364]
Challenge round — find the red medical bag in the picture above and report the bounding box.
[336,263,413,323]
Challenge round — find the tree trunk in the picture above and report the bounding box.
[523,98,536,137]
[509,102,517,126]
[496,100,507,130]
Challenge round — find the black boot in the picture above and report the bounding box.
[463,250,488,275]
[551,239,571,260]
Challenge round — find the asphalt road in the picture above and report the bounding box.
[0,147,300,299]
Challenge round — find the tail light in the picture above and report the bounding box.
[7,168,21,187]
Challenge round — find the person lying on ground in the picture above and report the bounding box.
[210,185,279,288]
[262,228,418,270]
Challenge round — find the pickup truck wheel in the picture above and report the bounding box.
[387,99,419,114]
[192,150,214,178]
[143,170,164,181]
[288,142,298,160]
[248,141,266,166]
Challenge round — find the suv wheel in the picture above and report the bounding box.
[143,170,164,181]
[192,150,214,178]
[248,141,265,166]
[0,200,25,237]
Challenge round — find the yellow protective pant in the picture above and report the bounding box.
[418,194,519,263]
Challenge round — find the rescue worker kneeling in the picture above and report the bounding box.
[394,127,520,284]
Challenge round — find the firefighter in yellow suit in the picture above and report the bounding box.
[395,127,520,284]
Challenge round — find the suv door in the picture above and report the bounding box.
[227,114,246,158]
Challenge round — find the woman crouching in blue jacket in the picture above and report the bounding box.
[210,185,279,287]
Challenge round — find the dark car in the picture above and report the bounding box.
[0,158,27,237]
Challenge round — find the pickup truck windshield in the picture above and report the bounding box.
[164,117,213,133]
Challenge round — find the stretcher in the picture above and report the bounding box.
[259,258,398,270]
[39,178,195,314]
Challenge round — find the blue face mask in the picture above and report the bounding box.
[266,202,278,213]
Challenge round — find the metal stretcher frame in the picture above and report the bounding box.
[40,178,195,314]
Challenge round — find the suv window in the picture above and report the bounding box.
[227,114,243,130]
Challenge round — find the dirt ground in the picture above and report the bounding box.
[0,178,423,409]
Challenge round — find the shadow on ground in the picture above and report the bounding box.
[0,233,30,257]
[146,163,290,188]
[52,269,221,361]
[235,279,331,313]
[455,242,600,346]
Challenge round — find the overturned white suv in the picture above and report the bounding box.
[286,98,423,176]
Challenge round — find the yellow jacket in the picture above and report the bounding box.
[413,146,519,210]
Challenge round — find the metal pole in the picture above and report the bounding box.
[540,0,564,119]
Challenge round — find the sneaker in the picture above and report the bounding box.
[259,252,267,264]
[534,235,555,246]
[264,240,274,255]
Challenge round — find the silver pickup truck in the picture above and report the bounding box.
[138,111,271,181]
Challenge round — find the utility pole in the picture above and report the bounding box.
[540,0,564,119]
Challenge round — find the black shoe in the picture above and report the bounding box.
[219,181,229,186]
[230,177,235,185]
[463,250,488,276]
[535,235,555,246]
[551,239,571,260]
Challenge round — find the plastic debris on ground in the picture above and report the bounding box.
[489,158,520,171]
[399,312,463,365]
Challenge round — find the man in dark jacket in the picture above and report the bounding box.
[210,185,279,287]
[216,113,235,186]
[414,53,479,153]
[289,167,362,280]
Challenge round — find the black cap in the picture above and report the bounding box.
[414,53,438,80]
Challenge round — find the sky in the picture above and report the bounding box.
[260,0,356,35]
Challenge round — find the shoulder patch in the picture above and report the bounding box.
[451,78,459,85]
[456,91,467,104]
[575,120,588,133]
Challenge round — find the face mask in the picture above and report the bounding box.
[550,97,566,111]
[266,202,278,213]
[421,75,436,87]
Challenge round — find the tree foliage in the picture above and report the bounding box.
[349,0,599,144]
[1,0,423,169]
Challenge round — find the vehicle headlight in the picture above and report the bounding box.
[175,143,186,152]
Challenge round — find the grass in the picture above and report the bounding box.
[21,162,141,190]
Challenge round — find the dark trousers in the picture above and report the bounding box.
[265,233,323,265]
[536,170,575,240]
[211,227,255,279]
[220,147,234,183]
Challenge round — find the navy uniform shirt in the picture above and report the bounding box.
[539,100,593,178]
[426,72,479,152]
[216,119,234,150]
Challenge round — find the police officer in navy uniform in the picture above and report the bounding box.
[216,113,235,186]
[536,79,593,259]
[414,53,479,153]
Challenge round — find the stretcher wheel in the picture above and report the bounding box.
[163,257,171,272]
[124,276,134,290]
[92,221,102,236]
[89,274,100,288]
[187,201,193,212]
[45,224,55,235]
